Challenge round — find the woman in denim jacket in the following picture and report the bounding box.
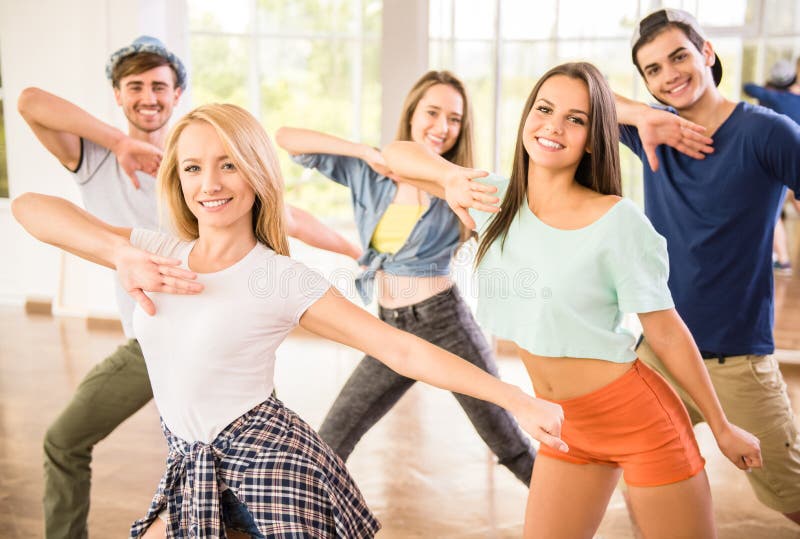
[276,71,537,484]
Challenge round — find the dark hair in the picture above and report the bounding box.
[111,52,178,89]
[475,62,621,266]
[395,70,474,168]
[632,20,705,76]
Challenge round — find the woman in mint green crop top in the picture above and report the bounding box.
[384,62,762,538]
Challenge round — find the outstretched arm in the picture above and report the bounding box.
[383,141,499,229]
[275,127,393,177]
[17,87,162,187]
[301,288,569,452]
[285,205,362,260]
[12,193,201,314]
[639,309,762,470]
[614,93,714,172]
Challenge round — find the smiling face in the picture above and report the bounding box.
[522,74,591,174]
[635,26,716,109]
[409,83,464,155]
[114,65,182,134]
[176,121,255,234]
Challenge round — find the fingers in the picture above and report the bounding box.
[471,202,501,213]
[126,168,141,190]
[538,431,569,453]
[466,169,490,180]
[469,181,498,194]
[160,275,204,294]
[643,145,660,172]
[130,288,156,316]
[680,128,714,151]
[472,192,500,206]
[452,206,476,230]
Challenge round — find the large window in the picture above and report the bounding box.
[189,0,382,220]
[429,0,800,203]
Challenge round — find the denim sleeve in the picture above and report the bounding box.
[291,153,370,189]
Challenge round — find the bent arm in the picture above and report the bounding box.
[17,87,127,171]
[301,289,568,451]
[275,127,370,159]
[285,205,362,260]
[383,141,458,192]
[12,192,130,268]
[613,92,713,171]
[639,309,761,469]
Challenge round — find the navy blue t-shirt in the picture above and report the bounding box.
[620,102,800,355]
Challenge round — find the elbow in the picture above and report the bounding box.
[274,127,296,154]
[11,192,39,229]
[17,87,43,118]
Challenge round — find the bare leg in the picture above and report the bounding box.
[627,471,716,539]
[523,455,621,539]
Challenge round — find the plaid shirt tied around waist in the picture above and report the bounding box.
[130,397,380,538]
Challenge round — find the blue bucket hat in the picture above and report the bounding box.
[106,35,187,90]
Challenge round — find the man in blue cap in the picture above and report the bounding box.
[614,8,800,528]
[18,35,359,538]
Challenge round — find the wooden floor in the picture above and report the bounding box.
[2,218,800,538]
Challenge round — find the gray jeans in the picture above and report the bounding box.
[318,286,536,484]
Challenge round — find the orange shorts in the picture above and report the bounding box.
[538,359,705,487]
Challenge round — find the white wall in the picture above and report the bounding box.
[0,0,189,316]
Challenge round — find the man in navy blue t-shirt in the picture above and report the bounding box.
[615,8,800,525]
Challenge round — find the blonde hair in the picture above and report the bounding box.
[395,70,474,168]
[158,103,290,256]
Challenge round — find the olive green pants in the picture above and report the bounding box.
[43,339,152,539]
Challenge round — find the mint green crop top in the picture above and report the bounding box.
[469,174,674,363]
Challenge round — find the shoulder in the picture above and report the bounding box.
[736,101,800,141]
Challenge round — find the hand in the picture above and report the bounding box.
[113,244,204,315]
[637,108,714,171]
[443,168,497,229]
[715,422,762,471]
[361,146,394,178]
[510,390,569,453]
[110,136,163,189]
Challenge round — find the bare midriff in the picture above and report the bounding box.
[519,347,635,401]
[374,271,454,309]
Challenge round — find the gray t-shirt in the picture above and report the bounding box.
[73,138,160,338]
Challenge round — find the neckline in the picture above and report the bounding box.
[185,240,264,275]
[523,197,627,232]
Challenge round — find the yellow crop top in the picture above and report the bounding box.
[370,203,425,254]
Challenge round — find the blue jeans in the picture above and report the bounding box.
[318,286,536,484]
[221,489,265,538]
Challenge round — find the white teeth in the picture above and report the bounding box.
[139,109,158,116]
[669,82,689,94]
[538,137,564,149]
[427,135,445,143]
[201,199,230,208]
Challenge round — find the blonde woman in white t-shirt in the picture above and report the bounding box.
[13,103,567,539]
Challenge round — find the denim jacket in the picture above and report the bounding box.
[292,153,461,304]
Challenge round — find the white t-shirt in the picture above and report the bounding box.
[74,139,161,338]
[130,229,330,443]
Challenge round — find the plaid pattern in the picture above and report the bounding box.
[130,397,380,538]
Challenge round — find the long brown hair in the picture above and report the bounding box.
[475,62,621,266]
[395,70,474,168]
[158,103,290,256]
